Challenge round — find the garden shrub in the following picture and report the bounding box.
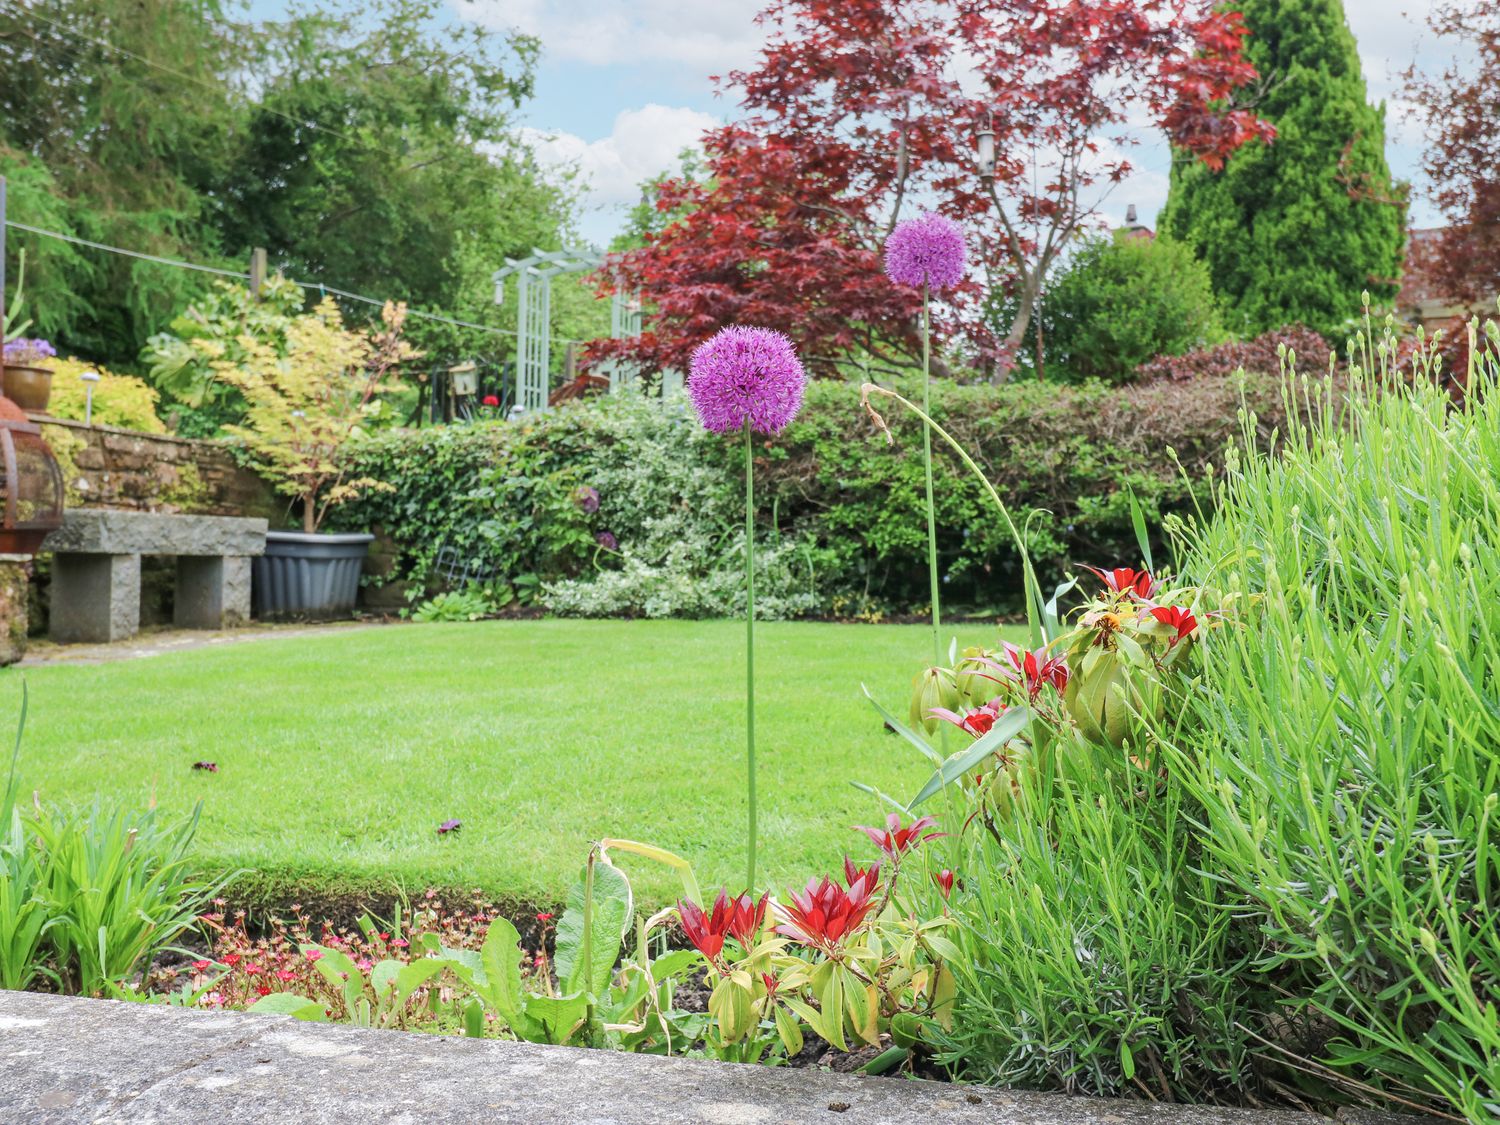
[1133,324,1332,382]
[1160,343,1500,1119]
[335,375,1296,619]
[920,321,1499,1120]
[44,357,166,433]
[1032,233,1224,383]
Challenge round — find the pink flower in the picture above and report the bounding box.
[688,326,806,435]
[884,213,966,290]
[276,970,296,982]
[192,960,212,972]
[304,949,323,963]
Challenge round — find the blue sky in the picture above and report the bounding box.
[252,0,1456,247]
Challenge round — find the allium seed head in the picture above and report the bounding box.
[688,325,806,435]
[884,214,966,291]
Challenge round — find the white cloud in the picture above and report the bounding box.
[523,103,719,214]
[449,0,764,70]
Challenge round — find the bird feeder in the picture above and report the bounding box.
[0,394,65,555]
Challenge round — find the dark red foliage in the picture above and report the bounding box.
[1406,5,1500,304]
[591,0,1272,378]
[1134,327,1334,382]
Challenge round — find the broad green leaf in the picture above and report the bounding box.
[774,1003,804,1057]
[478,917,525,1024]
[462,997,484,1038]
[599,839,701,905]
[820,965,847,1051]
[248,992,326,1021]
[520,990,590,1045]
[393,957,447,1009]
[555,857,633,997]
[370,959,402,1000]
[908,706,1031,809]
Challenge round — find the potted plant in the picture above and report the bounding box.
[1,250,54,412]
[1,337,57,411]
[210,293,417,619]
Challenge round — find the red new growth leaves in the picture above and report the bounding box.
[854,813,944,862]
[1082,565,1158,599]
[1148,605,1199,646]
[777,866,880,949]
[678,890,770,960]
[593,0,1272,376]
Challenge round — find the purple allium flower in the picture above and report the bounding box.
[884,214,966,291]
[575,486,600,514]
[595,530,618,551]
[687,326,806,436]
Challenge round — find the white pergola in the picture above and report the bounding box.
[492,249,642,414]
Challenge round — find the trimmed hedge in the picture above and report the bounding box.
[332,374,1297,617]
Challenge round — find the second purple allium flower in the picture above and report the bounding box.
[687,326,806,436]
[884,214,966,291]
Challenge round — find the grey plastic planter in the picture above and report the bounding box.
[252,530,373,620]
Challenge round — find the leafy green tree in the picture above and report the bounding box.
[220,0,594,358]
[1033,233,1224,383]
[1159,0,1406,338]
[0,0,243,361]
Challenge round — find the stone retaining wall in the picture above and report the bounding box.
[0,990,1412,1125]
[39,415,277,519]
[0,418,279,663]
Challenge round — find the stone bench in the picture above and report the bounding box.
[42,509,268,643]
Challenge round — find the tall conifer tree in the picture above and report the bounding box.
[1160,0,1405,337]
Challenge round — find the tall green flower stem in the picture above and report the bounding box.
[920,280,942,669]
[861,383,1048,650]
[743,419,758,889]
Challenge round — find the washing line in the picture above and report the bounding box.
[2,219,590,346]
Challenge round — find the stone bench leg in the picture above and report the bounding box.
[51,553,141,644]
[175,556,251,630]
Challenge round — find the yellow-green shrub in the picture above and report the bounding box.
[44,358,166,433]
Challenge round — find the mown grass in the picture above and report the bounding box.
[7,619,1017,913]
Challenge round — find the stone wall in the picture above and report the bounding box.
[0,417,279,662]
[39,415,277,519]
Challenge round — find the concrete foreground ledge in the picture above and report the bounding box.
[0,991,1409,1125]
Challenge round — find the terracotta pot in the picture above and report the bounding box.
[1,365,53,412]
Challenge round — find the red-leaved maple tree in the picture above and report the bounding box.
[1407,4,1500,305]
[592,0,1273,380]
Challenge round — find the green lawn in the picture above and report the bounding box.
[7,619,1018,912]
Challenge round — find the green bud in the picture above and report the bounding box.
[909,666,960,734]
